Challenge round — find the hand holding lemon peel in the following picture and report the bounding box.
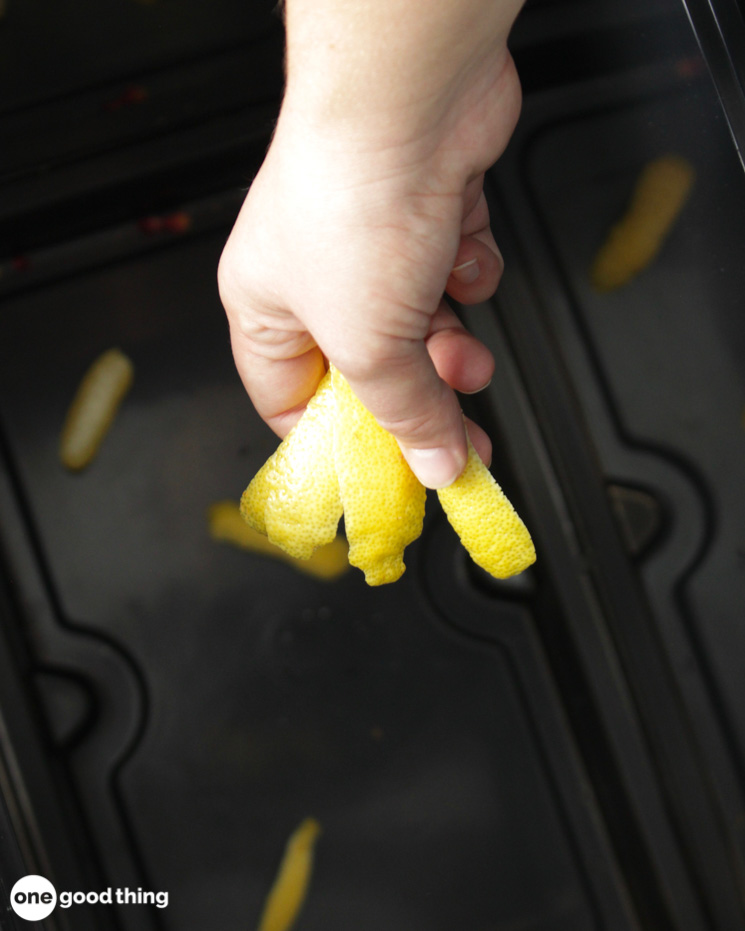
[590,154,694,292]
[240,365,535,586]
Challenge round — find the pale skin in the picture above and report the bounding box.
[218,0,525,488]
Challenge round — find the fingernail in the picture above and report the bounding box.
[461,378,492,396]
[405,446,465,489]
[451,258,479,284]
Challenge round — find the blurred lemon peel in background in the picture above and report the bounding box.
[240,365,535,586]
[591,154,695,292]
[257,818,321,931]
[59,348,134,472]
[208,500,349,581]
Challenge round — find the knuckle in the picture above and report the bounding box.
[216,247,250,313]
[330,340,397,384]
[232,314,314,362]
[375,402,445,447]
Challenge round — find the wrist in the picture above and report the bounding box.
[280,0,523,172]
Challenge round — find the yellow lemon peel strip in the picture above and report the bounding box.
[437,437,536,579]
[591,154,694,292]
[330,365,426,585]
[208,500,349,580]
[60,348,134,471]
[241,371,343,559]
[257,818,321,931]
[241,366,534,585]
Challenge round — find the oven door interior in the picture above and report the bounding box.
[1,1,744,929]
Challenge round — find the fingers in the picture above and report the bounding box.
[332,303,495,488]
[465,417,492,467]
[426,300,494,393]
[447,236,504,304]
[336,341,469,489]
[446,181,504,305]
[230,292,495,483]
[229,326,327,438]
[427,303,493,465]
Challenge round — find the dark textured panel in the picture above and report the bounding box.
[488,51,745,927]
[0,226,620,929]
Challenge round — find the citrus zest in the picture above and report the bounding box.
[591,154,694,292]
[241,371,342,559]
[437,437,536,579]
[208,500,349,580]
[240,365,535,585]
[257,818,321,931]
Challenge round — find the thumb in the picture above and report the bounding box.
[333,342,468,489]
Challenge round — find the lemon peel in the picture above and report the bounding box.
[257,817,321,931]
[60,348,134,471]
[241,371,343,559]
[591,154,694,292]
[330,365,426,585]
[241,365,535,585]
[437,437,536,579]
[208,500,349,580]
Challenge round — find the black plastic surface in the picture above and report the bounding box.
[1,1,745,929]
[0,1,279,115]
[0,225,632,929]
[0,3,284,255]
[488,24,745,928]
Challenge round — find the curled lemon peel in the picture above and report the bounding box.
[257,817,321,931]
[208,500,349,580]
[437,437,536,579]
[241,365,535,585]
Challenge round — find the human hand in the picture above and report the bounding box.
[218,1,524,488]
